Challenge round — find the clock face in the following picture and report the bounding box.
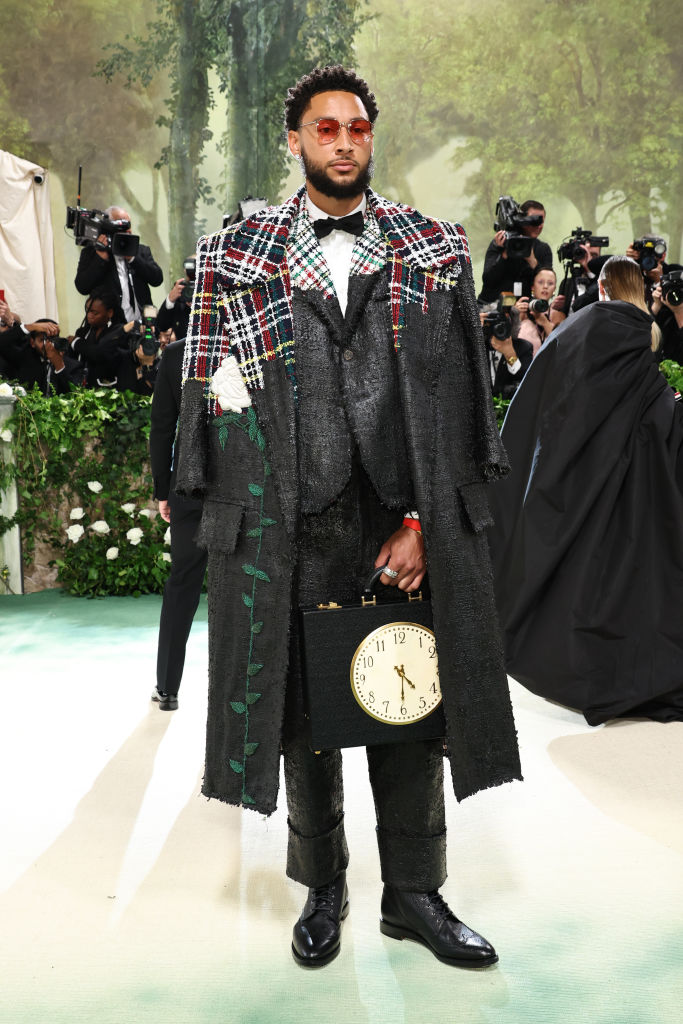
[350,621,442,725]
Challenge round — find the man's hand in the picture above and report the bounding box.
[494,230,508,258]
[95,233,110,260]
[168,278,185,304]
[651,283,663,316]
[490,334,517,362]
[375,525,426,591]
[515,296,530,320]
[524,244,538,270]
[0,299,14,325]
[158,499,171,523]
[44,339,65,371]
[25,321,59,336]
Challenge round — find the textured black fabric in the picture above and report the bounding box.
[489,300,683,724]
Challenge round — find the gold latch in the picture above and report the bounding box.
[361,595,377,607]
[316,601,342,610]
[408,591,423,602]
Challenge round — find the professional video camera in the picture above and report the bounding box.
[493,196,544,259]
[661,270,683,307]
[557,227,609,266]
[65,166,140,259]
[222,196,269,230]
[481,293,516,348]
[128,305,159,357]
[181,257,196,304]
[632,236,667,272]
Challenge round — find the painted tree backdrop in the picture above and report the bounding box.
[1,0,681,325]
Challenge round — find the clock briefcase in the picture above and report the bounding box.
[299,566,445,751]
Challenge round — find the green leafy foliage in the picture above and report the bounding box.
[0,385,171,597]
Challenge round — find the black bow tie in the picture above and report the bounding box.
[313,211,365,240]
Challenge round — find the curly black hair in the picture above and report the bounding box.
[284,65,379,132]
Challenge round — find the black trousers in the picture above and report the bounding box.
[282,461,447,892]
[156,490,207,695]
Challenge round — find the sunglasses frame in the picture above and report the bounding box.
[298,117,374,145]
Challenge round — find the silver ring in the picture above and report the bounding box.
[383,566,399,579]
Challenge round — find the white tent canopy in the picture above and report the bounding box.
[0,150,58,323]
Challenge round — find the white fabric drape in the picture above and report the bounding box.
[0,150,58,322]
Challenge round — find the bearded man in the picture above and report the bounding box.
[177,65,521,970]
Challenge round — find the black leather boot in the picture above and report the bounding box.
[380,887,498,968]
[291,871,349,968]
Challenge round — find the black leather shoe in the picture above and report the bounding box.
[291,872,349,968]
[380,887,498,968]
[151,688,178,711]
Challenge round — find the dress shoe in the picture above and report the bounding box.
[380,886,498,968]
[291,871,349,968]
[151,688,178,711]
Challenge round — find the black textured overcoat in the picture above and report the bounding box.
[176,187,522,815]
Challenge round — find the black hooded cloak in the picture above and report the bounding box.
[488,299,683,724]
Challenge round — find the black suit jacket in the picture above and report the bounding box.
[491,336,533,398]
[479,238,553,303]
[0,327,82,394]
[74,243,163,308]
[149,339,186,500]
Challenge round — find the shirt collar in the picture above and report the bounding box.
[305,193,366,222]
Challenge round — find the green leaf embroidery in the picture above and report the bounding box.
[263,461,271,476]
[242,563,257,576]
[244,742,259,756]
[229,759,244,774]
[248,482,263,497]
[248,421,258,442]
[246,527,261,538]
[261,517,277,527]
[218,425,229,451]
[247,663,263,676]
[246,693,262,704]
[230,701,246,714]
[242,593,253,608]
[254,569,270,582]
[251,621,263,634]
[255,432,266,452]
[242,794,255,805]
[246,407,257,425]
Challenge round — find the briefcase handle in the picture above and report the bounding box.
[361,565,423,606]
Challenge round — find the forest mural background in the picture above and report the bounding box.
[2,0,682,331]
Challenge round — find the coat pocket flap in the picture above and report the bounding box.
[458,481,494,533]
[197,499,245,554]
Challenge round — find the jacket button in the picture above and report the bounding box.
[342,349,354,361]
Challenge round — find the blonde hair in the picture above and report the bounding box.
[599,255,661,351]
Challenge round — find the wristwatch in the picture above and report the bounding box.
[506,354,518,366]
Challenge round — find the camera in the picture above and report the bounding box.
[493,196,543,259]
[128,305,159,357]
[661,270,683,307]
[66,206,140,259]
[632,236,666,272]
[528,298,549,315]
[181,257,196,304]
[557,227,609,264]
[222,196,269,230]
[482,294,515,347]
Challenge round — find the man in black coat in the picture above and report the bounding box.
[149,339,206,710]
[0,318,82,394]
[177,66,521,971]
[478,200,553,304]
[74,205,163,321]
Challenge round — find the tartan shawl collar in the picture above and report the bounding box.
[217,186,471,285]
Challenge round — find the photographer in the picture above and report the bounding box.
[479,199,553,304]
[514,267,563,356]
[0,315,82,395]
[480,304,533,397]
[113,313,161,396]
[156,258,195,341]
[557,236,608,315]
[70,290,135,387]
[651,270,683,363]
[626,235,669,308]
[74,205,163,321]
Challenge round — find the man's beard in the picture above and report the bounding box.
[300,150,373,199]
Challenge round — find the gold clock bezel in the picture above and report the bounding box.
[349,620,442,725]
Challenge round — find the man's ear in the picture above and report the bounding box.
[287,129,300,158]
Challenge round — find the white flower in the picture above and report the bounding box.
[91,520,110,535]
[70,507,85,520]
[0,382,13,397]
[120,502,136,516]
[13,385,26,397]
[106,546,119,560]
[210,355,251,413]
[139,508,155,519]
[0,428,12,443]
[162,552,171,563]
[66,523,85,543]
[164,527,171,545]
[126,526,144,546]
[87,481,103,493]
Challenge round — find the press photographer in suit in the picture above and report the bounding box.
[479,199,553,304]
[74,205,164,322]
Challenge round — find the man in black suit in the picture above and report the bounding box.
[0,314,82,394]
[479,200,553,304]
[149,339,206,710]
[74,205,163,321]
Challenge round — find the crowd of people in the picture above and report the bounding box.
[0,204,194,398]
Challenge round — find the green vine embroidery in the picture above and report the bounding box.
[213,406,275,807]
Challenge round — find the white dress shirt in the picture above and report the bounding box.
[305,194,366,316]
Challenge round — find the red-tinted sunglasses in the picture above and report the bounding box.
[298,117,373,145]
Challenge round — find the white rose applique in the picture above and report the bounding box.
[210,355,251,413]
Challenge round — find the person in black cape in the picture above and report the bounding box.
[488,255,683,725]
